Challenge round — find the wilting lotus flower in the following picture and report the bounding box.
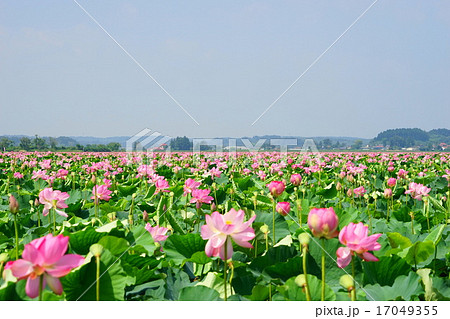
[387,178,397,188]
[190,188,214,209]
[91,185,112,202]
[307,207,339,239]
[39,188,70,217]
[405,182,431,201]
[183,178,201,196]
[353,186,366,197]
[290,174,302,186]
[336,222,381,268]
[4,234,85,298]
[266,181,285,197]
[145,223,169,243]
[276,202,291,216]
[201,209,256,260]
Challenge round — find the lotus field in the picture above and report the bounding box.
[0,151,449,301]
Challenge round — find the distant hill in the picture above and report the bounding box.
[371,128,450,150]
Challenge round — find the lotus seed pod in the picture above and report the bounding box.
[298,233,310,246]
[339,274,354,291]
[0,252,8,263]
[90,243,104,257]
[260,224,270,234]
[294,274,307,287]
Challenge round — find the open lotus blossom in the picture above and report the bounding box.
[276,202,291,216]
[266,181,285,197]
[190,188,214,209]
[145,224,169,243]
[336,222,382,268]
[183,178,201,196]
[201,209,256,260]
[405,182,431,201]
[154,178,170,193]
[4,234,85,298]
[91,185,112,202]
[308,207,339,239]
[39,188,70,217]
[397,169,408,178]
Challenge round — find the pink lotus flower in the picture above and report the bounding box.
[201,209,256,260]
[190,188,214,209]
[91,185,112,202]
[276,202,291,216]
[13,172,24,179]
[387,178,397,188]
[353,186,366,197]
[384,188,392,198]
[183,178,201,196]
[336,222,381,268]
[154,179,170,194]
[290,174,302,186]
[4,234,85,298]
[257,170,266,181]
[405,182,431,201]
[307,207,339,239]
[145,223,169,243]
[39,188,70,217]
[103,178,112,188]
[397,169,408,179]
[266,181,285,197]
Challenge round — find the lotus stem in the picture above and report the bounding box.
[351,256,356,301]
[14,214,19,260]
[223,237,228,301]
[302,245,311,301]
[321,238,326,301]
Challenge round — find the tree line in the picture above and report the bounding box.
[0,135,122,152]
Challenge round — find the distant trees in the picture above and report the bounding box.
[352,140,363,149]
[33,135,48,150]
[0,137,13,151]
[170,136,192,151]
[19,137,32,150]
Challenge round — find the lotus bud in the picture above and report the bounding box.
[143,210,149,222]
[9,195,19,214]
[307,207,339,239]
[90,243,104,257]
[347,188,353,197]
[91,175,96,184]
[384,188,392,199]
[336,182,342,191]
[276,202,290,216]
[211,202,216,211]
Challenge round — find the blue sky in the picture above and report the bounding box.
[1,0,449,138]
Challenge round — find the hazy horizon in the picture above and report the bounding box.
[1,1,449,139]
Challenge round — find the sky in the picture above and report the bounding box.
[0,0,449,139]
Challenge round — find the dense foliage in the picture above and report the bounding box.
[0,151,449,301]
